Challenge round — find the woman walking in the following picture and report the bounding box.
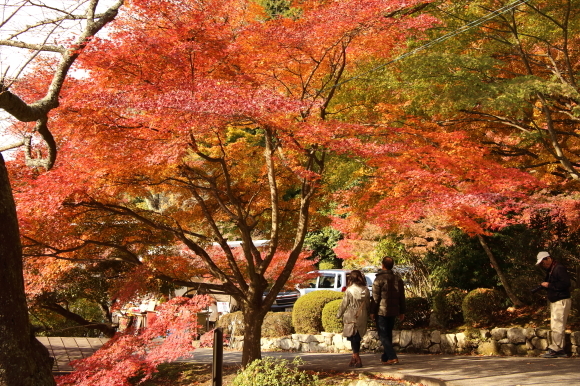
[337,270,370,368]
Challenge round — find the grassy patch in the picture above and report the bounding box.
[135,363,240,386]
[132,363,417,386]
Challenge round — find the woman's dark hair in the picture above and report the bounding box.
[348,270,367,287]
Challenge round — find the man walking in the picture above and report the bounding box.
[535,251,571,358]
[371,256,406,365]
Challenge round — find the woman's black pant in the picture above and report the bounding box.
[347,331,362,353]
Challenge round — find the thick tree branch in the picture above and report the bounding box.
[0,0,124,170]
[40,302,116,338]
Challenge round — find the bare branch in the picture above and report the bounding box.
[0,0,125,170]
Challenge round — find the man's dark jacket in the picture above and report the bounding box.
[371,269,406,316]
[545,261,571,303]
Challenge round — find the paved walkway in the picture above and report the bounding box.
[40,338,579,385]
[187,349,579,386]
[37,336,109,373]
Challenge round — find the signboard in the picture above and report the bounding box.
[217,302,230,313]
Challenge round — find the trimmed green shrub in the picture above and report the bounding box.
[321,299,343,333]
[399,297,431,329]
[431,288,467,327]
[232,357,320,386]
[462,288,506,327]
[509,274,546,306]
[216,311,244,335]
[292,290,344,334]
[262,312,294,337]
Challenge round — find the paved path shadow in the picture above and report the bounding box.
[39,338,578,385]
[188,348,579,386]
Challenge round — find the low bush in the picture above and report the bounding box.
[431,288,467,327]
[399,297,431,329]
[216,311,244,335]
[262,312,294,337]
[321,299,343,333]
[509,274,546,306]
[232,357,321,386]
[292,290,344,334]
[462,288,506,327]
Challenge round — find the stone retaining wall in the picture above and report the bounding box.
[229,328,580,356]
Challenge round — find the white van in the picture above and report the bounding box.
[297,269,376,296]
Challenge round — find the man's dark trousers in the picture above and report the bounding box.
[377,315,397,362]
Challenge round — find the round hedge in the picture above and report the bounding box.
[431,288,467,327]
[216,311,244,335]
[462,288,506,327]
[262,312,294,337]
[399,297,431,329]
[321,299,343,333]
[292,290,344,334]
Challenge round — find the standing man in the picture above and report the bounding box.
[536,251,571,358]
[371,256,406,365]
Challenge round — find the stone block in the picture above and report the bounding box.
[507,328,526,344]
[279,338,300,351]
[524,328,536,340]
[516,343,528,356]
[480,329,491,339]
[323,334,334,346]
[431,330,441,344]
[332,335,351,351]
[429,343,441,354]
[477,340,499,356]
[536,329,549,339]
[499,343,517,356]
[490,328,507,340]
[571,331,580,346]
[531,337,548,350]
[392,330,400,346]
[440,334,457,354]
[309,342,327,352]
[525,340,534,350]
[313,334,325,343]
[412,330,431,349]
[399,330,413,348]
[366,330,379,340]
[260,338,280,350]
[456,333,467,348]
[362,332,380,351]
[292,334,317,343]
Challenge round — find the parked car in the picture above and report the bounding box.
[297,269,376,296]
[264,290,300,312]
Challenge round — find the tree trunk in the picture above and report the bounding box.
[477,234,524,308]
[240,306,267,367]
[0,154,56,386]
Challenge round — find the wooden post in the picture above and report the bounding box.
[212,328,223,386]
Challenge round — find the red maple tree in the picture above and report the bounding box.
[8,0,437,370]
